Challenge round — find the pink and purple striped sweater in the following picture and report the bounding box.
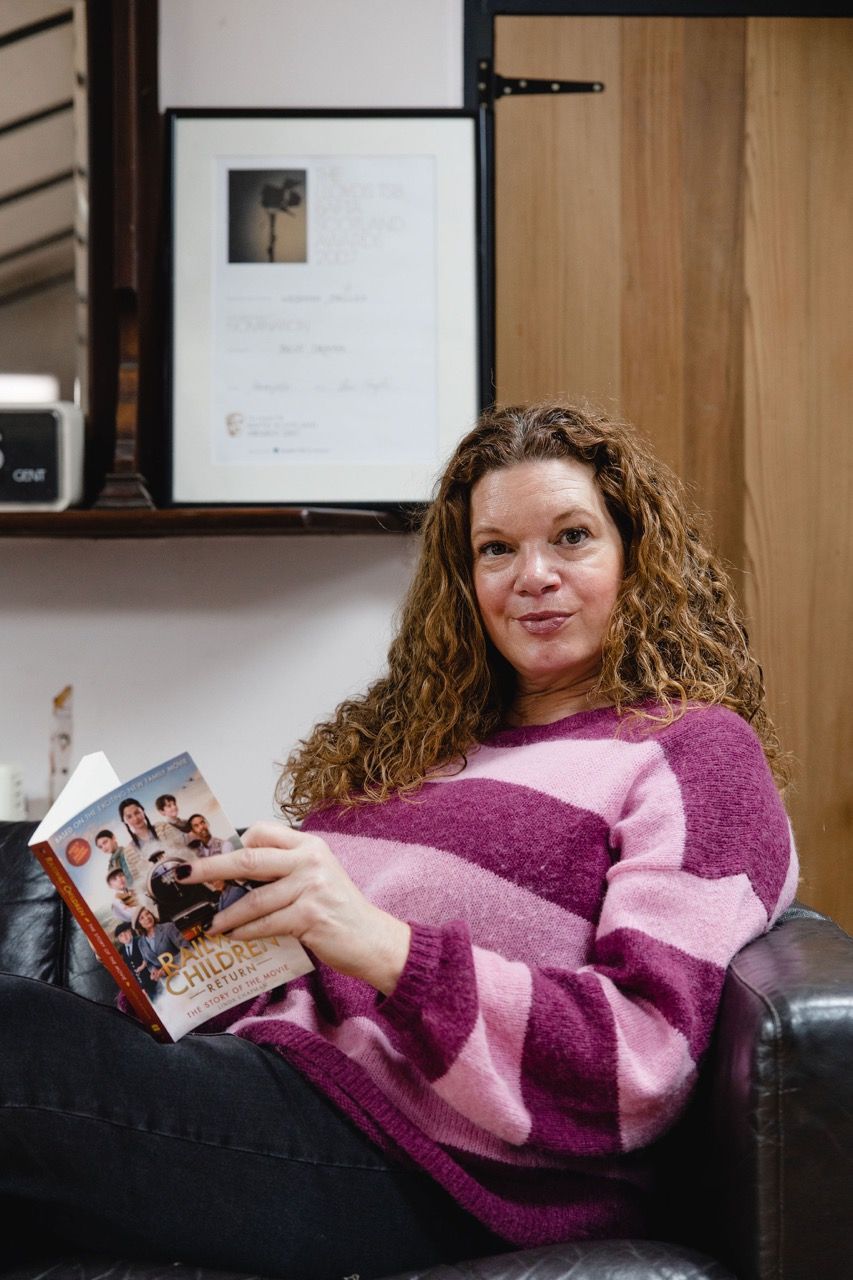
[227,703,798,1245]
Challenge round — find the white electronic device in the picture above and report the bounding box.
[0,402,84,511]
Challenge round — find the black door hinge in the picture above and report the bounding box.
[477,59,604,108]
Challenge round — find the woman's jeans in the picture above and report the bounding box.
[0,973,504,1280]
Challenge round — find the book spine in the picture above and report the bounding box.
[30,840,173,1044]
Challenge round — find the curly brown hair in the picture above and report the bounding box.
[279,401,789,818]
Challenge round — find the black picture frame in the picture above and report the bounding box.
[167,109,483,507]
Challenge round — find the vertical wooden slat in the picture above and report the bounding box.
[72,0,88,416]
[619,18,685,476]
[682,18,746,578]
[85,0,118,499]
[807,20,853,914]
[744,18,821,895]
[494,17,621,407]
[111,0,138,293]
[90,0,159,508]
[745,18,853,925]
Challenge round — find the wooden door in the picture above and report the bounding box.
[494,16,853,930]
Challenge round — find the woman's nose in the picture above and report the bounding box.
[514,546,561,593]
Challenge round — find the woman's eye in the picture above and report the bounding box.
[560,527,590,546]
[479,541,509,557]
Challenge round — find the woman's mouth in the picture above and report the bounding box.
[516,611,572,634]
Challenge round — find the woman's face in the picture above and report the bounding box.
[123,803,147,833]
[138,909,155,931]
[470,458,624,701]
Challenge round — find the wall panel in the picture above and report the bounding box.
[495,14,853,928]
[682,18,745,577]
[620,18,685,475]
[744,18,853,924]
[495,18,621,409]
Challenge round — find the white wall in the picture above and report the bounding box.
[1,0,463,826]
[3,535,416,825]
[159,0,463,109]
[0,276,77,400]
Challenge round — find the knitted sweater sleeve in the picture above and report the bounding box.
[375,709,798,1157]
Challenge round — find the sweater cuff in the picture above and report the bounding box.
[377,920,444,1028]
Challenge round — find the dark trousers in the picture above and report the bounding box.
[0,974,505,1280]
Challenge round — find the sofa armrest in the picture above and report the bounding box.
[0,819,116,1003]
[0,820,63,985]
[707,909,853,1280]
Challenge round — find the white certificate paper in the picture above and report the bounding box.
[171,116,478,504]
[214,155,437,468]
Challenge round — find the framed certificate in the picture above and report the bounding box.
[168,110,480,505]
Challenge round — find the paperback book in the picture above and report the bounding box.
[29,750,313,1042]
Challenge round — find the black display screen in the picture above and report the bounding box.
[0,411,60,503]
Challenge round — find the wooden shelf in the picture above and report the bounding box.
[0,505,413,538]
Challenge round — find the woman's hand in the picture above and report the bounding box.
[182,822,411,996]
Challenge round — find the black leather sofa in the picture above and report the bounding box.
[1,817,851,1280]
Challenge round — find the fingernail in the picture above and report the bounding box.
[175,864,192,880]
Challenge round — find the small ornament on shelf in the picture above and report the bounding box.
[49,684,74,805]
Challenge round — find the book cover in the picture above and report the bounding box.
[29,750,313,1042]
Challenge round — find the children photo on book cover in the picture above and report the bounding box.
[48,752,312,1039]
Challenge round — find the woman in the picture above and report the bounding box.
[131,905,185,984]
[120,796,187,869]
[1,402,796,1280]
